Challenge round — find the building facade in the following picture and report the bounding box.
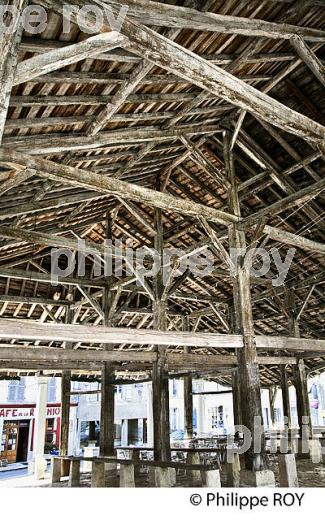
[1,373,324,464]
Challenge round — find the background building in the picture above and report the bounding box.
[1,373,325,465]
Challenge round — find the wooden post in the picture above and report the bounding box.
[285,290,311,437]
[280,366,291,428]
[60,303,73,477]
[100,214,115,457]
[152,179,171,462]
[269,387,277,427]
[294,359,312,438]
[224,130,265,471]
[232,372,242,427]
[183,317,193,440]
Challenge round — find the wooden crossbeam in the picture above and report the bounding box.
[87,60,153,135]
[0,149,238,226]
[0,319,244,347]
[263,225,325,255]
[0,345,298,370]
[13,32,128,86]
[290,36,325,87]
[0,267,105,288]
[2,124,221,154]
[0,319,323,351]
[0,149,324,255]
[76,0,325,41]
[44,0,325,144]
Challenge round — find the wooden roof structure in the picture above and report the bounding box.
[0,0,324,388]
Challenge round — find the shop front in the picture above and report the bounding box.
[0,404,62,464]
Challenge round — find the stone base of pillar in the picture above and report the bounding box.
[105,461,117,486]
[226,453,241,487]
[69,460,81,487]
[83,446,99,472]
[91,461,105,487]
[309,439,322,463]
[201,469,221,487]
[319,437,325,462]
[51,457,61,484]
[292,438,310,459]
[148,467,176,487]
[278,454,298,487]
[186,452,201,482]
[240,469,275,487]
[34,455,47,480]
[120,464,135,487]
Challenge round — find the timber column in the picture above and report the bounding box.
[183,317,193,439]
[280,366,291,428]
[60,300,73,476]
[285,289,311,438]
[152,180,171,461]
[100,213,115,457]
[224,130,265,471]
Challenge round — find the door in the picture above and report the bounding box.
[0,422,19,463]
[16,421,30,462]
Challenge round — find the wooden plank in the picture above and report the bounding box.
[14,32,128,86]
[45,0,325,144]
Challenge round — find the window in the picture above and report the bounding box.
[211,405,224,429]
[274,408,282,424]
[172,380,177,397]
[7,379,25,402]
[170,408,179,431]
[47,378,57,403]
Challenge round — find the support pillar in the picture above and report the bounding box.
[294,359,312,438]
[60,303,73,476]
[183,318,193,440]
[280,366,291,428]
[285,290,312,440]
[225,130,265,471]
[152,300,171,461]
[100,214,115,458]
[269,386,277,427]
[34,376,48,479]
[152,193,170,462]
